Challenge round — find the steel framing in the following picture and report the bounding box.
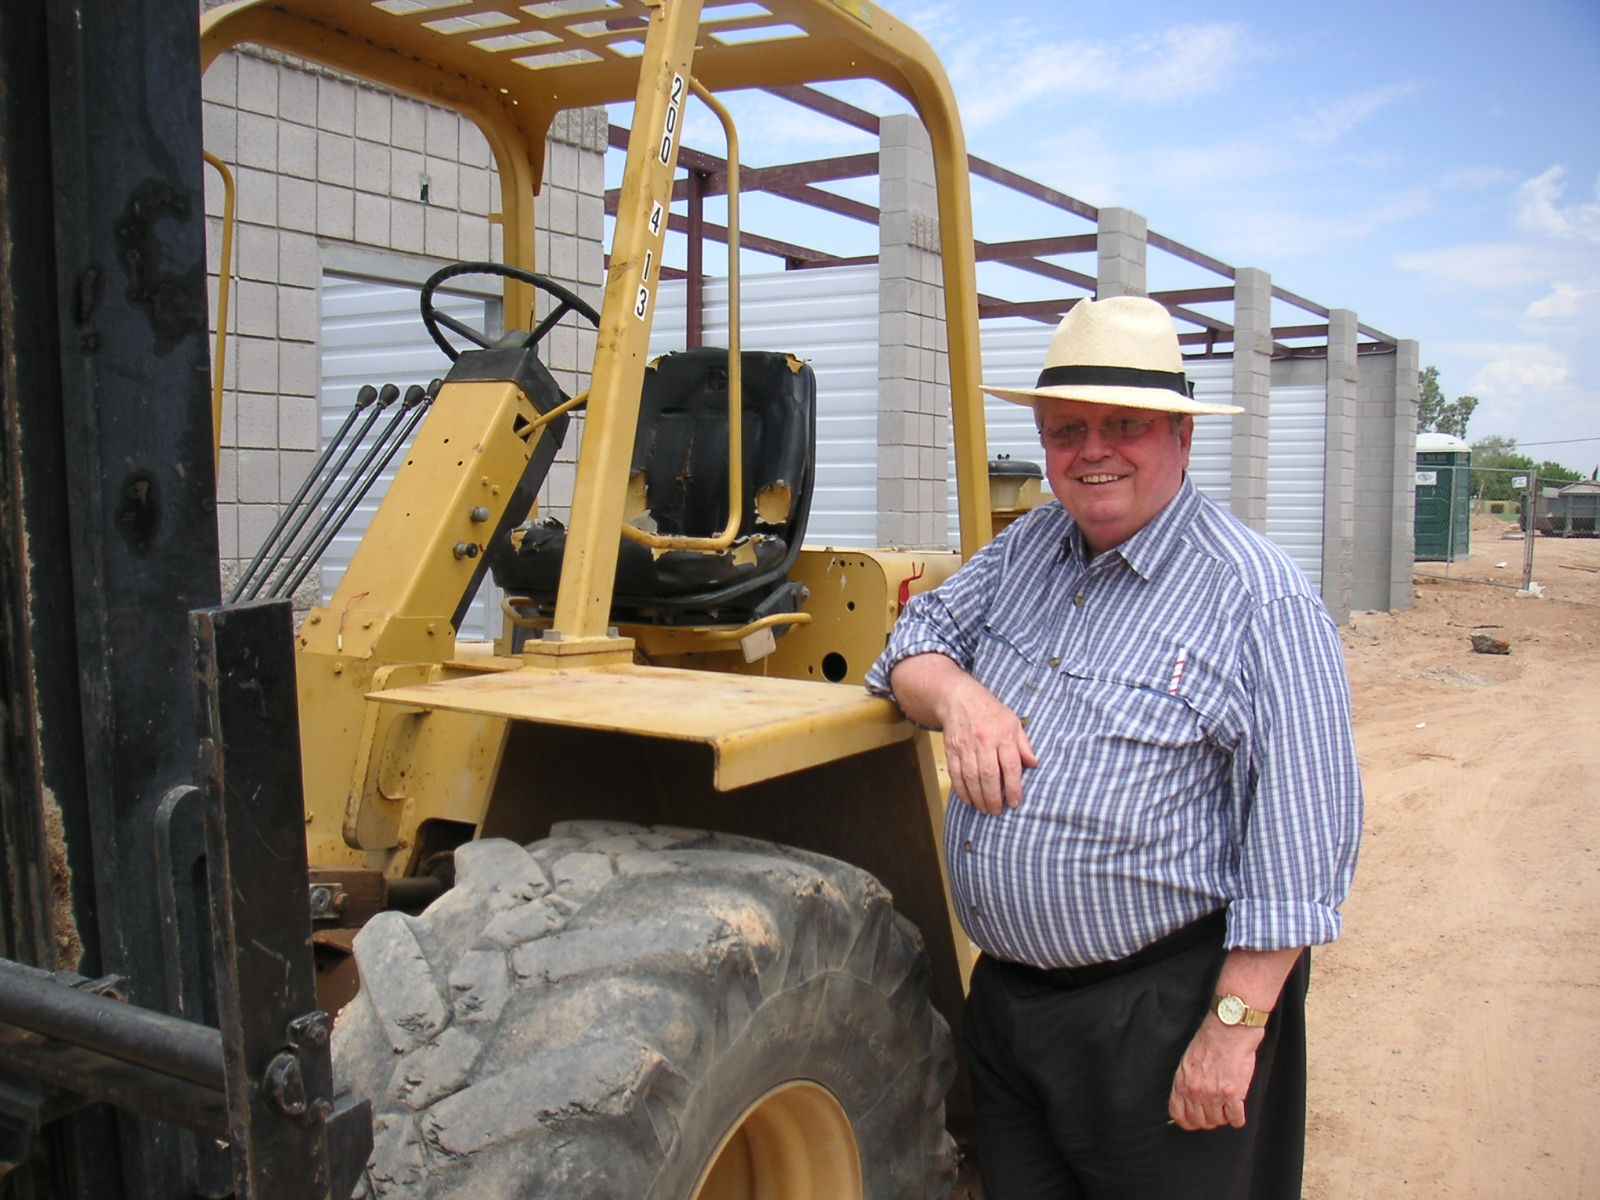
[604,83,1398,359]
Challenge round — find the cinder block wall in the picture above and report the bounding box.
[1388,341,1419,609]
[200,47,604,604]
[1320,310,1359,626]
[877,115,949,549]
[1353,351,1400,610]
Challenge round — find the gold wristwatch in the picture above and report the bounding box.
[1213,993,1270,1028]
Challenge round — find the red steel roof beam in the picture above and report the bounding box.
[1147,231,1236,281]
[976,235,1099,261]
[1149,286,1235,306]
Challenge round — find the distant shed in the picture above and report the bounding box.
[1539,480,1600,537]
[1414,433,1471,562]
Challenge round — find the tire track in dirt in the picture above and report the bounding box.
[1305,523,1599,1199]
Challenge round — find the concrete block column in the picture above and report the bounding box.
[1230,268,1271,532]
[533,107,608,525]
[876,114,948,549]
[1321,310,1359,624]
[1353,351,1397,610]
[1096,208,1147,298]
[1388,339,1420,610]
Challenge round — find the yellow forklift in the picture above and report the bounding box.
[215,2,990,1195]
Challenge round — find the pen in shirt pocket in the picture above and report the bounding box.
[1167,645,1188,695]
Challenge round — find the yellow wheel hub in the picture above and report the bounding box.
[692,1081,863,1200]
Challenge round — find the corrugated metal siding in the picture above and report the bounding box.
[947,325,1235,545]
[1185,359,1235,507]
[1267,382,1327,587]
[317,275,501,639]
[649,265,880,547]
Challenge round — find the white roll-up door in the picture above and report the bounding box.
[948,324,1236,545]
[649,265,880,548]
[1267,379,1327,587]
[317,273,503,640]
[1184,358,1234,507]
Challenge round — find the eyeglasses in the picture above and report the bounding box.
[1039,416,1157,451]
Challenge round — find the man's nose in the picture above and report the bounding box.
[1077,426,1113,458]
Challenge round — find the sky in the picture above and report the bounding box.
[607,0,1599,473]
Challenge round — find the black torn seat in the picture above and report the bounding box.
[489,348,817,620]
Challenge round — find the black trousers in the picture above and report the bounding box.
[961,917,1310,1199]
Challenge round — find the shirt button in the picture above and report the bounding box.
[1073,593,1086,608]
[1018,716,1030,728]
[963,839,973,852]
[1048,656,1061,668]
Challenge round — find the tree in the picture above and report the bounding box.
[1417,365,1479,440]
[1470,434,1533,502]
[1436,394,1478,439]
[1537,460,1583,485]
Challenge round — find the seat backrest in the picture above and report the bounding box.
[487,348,817,620]
[631,348,813,546]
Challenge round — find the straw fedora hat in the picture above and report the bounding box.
[981,295,1244,416]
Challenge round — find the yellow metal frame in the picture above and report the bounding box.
[199,1,994,1057]
[199,0,993,625]
[201,151,235,474]
[618,75,745,555]
[371,661,913,792]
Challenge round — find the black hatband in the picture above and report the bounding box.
[1036,365,1193,398]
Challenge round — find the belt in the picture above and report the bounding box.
[990,909,1226,991]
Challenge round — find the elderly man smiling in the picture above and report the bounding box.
[866,297,1362,1199]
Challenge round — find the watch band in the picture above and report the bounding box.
[1213,993,1270,1028]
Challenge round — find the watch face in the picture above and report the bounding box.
[1217,994,1246,1025]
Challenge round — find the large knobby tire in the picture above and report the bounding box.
[333,821,958,1199]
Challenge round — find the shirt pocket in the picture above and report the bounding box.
[1063,638,1215,750]
[970,610,1050,712]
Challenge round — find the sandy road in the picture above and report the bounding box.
[1305,520,1600,1199]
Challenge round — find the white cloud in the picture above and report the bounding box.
[1227,187,1434,259]
[1395,241,1571,289]
[1290,83,1419,146]
[1525,283,1596,320]
[1471,356,1571,398]
[931,21,1252,129]
[1439,341,1573,402]
[1122,24,1255,105]
[1514,166,1600,243]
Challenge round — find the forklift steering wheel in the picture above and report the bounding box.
[420,261,601,362]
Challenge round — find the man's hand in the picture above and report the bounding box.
[1168,1017,1262,1131]
[888,654,1038,815]
[1166,946,1302,1131]
[938,674,1038,815]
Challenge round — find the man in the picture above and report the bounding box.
[866,296,1362,1198]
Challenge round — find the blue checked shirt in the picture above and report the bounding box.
[867,478,1362,969]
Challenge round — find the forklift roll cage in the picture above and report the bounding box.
[200,0,996,617]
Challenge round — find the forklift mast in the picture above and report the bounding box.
[1,2,366,1196]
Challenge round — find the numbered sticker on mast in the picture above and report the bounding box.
[658,74,685,166]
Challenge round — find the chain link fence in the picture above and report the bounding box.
[1412,463,1600,606]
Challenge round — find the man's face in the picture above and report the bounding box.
[1035,398,1193,555]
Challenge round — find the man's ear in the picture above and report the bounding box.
[1176,415,1195,459]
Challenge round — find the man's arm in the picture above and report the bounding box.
[1171,593,1363,1132]
[889,654,1038,816]
[865,523,1042,815]
[1168,946,1302,1131]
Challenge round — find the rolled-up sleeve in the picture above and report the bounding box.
[1225,594,1364,952]
[864,530,1009,704]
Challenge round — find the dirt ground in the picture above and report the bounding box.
[1304,516,1600,1199]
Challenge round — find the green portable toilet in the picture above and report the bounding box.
[1414,433,1471,562]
